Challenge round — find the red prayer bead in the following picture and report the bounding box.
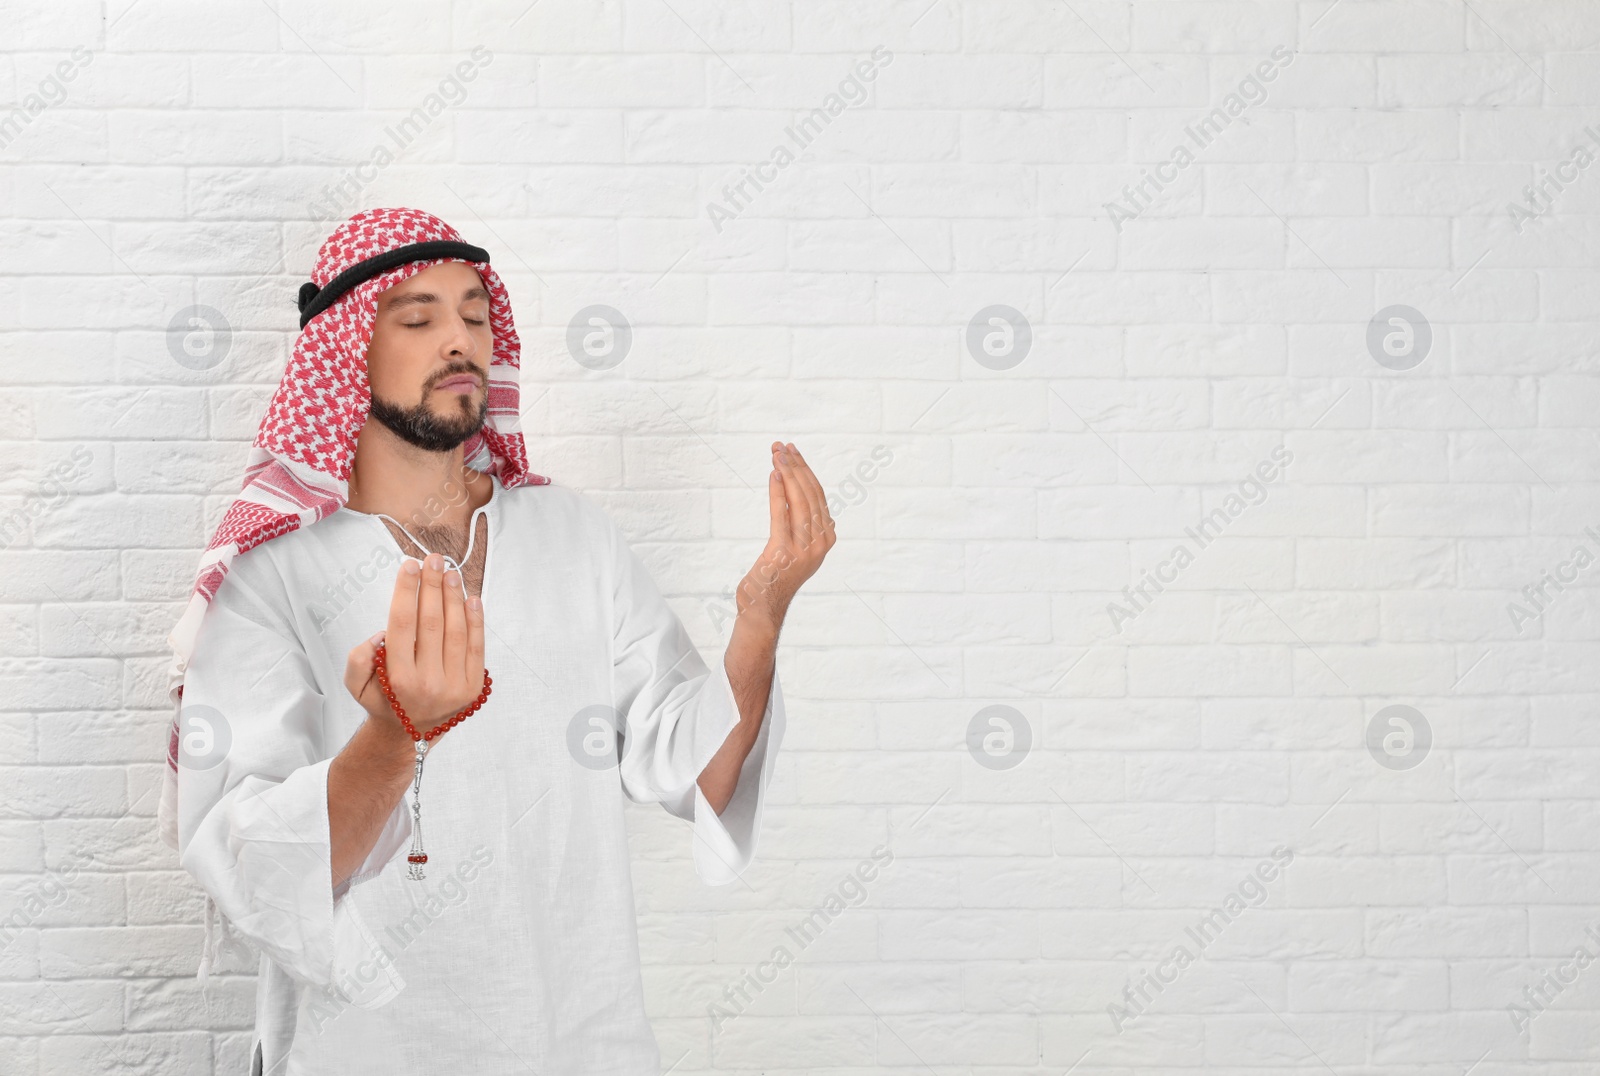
[371,653,491,743]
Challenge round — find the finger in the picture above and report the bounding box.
[442,566,467,684]
[416,552,446,683]
[466,590,486,686]
[766,444,790,544]
[784,442,830,546]
[344,629,387,709]
[386,558,421,680]
[776,443,822,548]
[773,441,806,522]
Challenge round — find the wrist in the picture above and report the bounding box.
[733,599,784,644]
[737,573,789,630]
[362,711,417,759]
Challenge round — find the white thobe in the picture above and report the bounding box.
[174,474,784,1075]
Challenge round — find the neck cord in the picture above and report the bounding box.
[375,513,469,575]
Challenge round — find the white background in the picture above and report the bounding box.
[2,0,1599,1073]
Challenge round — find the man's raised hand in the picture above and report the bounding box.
[738,440,836,632]
[344,552,486,746]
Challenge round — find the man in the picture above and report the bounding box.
[160,207,834,1074]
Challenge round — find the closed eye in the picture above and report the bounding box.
[402,317,488,328]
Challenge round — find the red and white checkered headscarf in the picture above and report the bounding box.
[158,206,550,852]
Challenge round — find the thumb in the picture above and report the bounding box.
[766,463,789,544]
[345,630,387,703]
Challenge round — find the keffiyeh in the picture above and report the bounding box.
[158,206,549,854]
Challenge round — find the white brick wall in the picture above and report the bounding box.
[2,0,1598,1071]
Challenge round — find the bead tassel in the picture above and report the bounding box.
[373,643,492,880]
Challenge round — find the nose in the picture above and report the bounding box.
[444,316,476,360]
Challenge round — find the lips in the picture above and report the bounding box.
[434,374,481,392]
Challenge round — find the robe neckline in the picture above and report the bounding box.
[342,469,501,577]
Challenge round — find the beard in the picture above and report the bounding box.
[368,371,489,453]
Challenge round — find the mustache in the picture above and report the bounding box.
[429,364,484,388]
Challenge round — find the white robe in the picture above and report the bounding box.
[174,473,784,1075]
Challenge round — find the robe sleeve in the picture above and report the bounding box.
[174,562,412,1007]
[604,511,785,886]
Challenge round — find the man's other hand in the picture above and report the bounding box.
[738,441,836,634]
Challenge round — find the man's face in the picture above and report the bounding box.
[364,260,494,453]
